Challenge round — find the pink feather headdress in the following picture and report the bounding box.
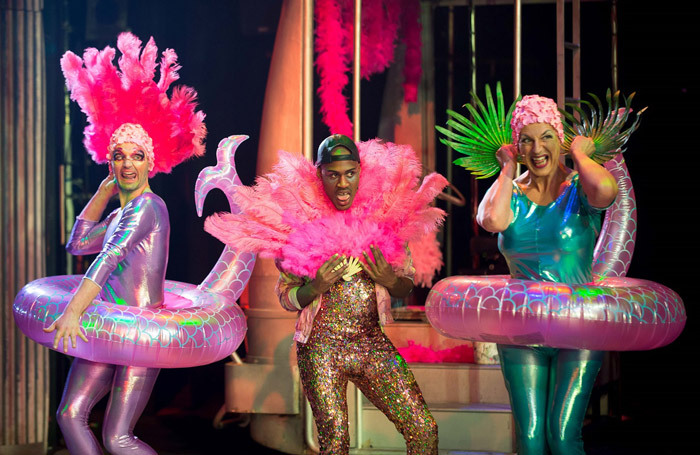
[205,140,447,286]
[60,32,206,176]
[315,0,422,136]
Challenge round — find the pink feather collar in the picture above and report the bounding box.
[205,139,447,281]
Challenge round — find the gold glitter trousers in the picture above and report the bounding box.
[297,273,438,454]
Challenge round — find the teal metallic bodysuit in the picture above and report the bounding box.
[497,173,604,455]
[499,172,601,285]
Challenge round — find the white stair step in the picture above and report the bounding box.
[307,379,514,454]
[359,400,514,453]
[408,363,510,405]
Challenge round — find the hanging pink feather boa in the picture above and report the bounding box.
[315,0,422,136]
[205,140,446,286]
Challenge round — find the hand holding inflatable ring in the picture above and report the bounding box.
[13,136,256,368]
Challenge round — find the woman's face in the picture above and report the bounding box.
[517,123,562,177]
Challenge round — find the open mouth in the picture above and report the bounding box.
[335,192,351,206]
[531,155,549,169]
[120,170,138,182]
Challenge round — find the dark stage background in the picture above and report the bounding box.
[39,0,698,453]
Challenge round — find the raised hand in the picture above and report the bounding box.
[497,144,519,178]
[97,170,119,198]
[78,170,118,222]
[569,136,596,158]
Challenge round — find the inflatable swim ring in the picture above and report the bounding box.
[426,155,686,350]
[13,135,255,368]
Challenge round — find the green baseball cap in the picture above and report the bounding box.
[315,134,360,166]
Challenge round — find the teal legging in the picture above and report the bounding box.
[497,345,603,455]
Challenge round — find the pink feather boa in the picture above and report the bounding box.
[397,340,475,364]
[315,0,422,136]
[205,140,447,283]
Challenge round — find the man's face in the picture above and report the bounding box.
[318,159,361,211]
[111,142,151,194]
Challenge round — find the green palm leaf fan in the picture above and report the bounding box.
[560,89,646,164]
[435,82,518,179]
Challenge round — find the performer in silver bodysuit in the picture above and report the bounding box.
[48,126,172,455]
[45,32,206,454]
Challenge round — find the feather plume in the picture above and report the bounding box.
[408,234,443,287]
[560,89,645,163]
[157,48,180,91]
[204,212,287,258]
[61,32,206,176]
[205,139,448,281]
[315,0,423,135]
[436,82,516,179]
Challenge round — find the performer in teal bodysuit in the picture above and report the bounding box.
[499,172,601,285]
[477,95,619,455]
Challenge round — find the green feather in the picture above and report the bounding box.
[435,82,515,178]
[560,89,645,164]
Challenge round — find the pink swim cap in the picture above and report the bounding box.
[107,123,155,163]
[511,95,565,144]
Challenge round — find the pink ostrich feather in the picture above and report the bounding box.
[315,0,423,135]
[60,32,206,176]
[205,139,448,280]
[408,234,443,288]
[282,214,408,277]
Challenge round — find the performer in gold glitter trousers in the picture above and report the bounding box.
[275,135,440,454]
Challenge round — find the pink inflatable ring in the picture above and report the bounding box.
[426,155,686,351]
[426,275,684,351]
[13,135,255,368]
[13,277,246,368]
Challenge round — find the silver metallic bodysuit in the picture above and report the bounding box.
[57,192,168,455]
